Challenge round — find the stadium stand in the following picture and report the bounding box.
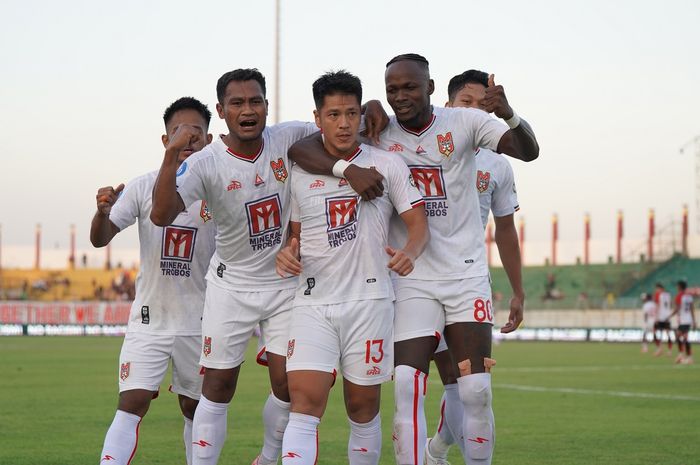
[0,268,133,301]
[620,254,700,299]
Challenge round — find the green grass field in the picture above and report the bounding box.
[1,337,698,465]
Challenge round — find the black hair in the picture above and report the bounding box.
[216,68,267,104]
[312,70,362,110]
[678,280,688,290]
[386,53,430,69]
[655,282,665,289]
[447,69,489,102]
[163,97,212,128]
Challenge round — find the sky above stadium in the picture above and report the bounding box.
[1,0,699,267]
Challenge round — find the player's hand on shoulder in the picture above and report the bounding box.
[500,293,524,333]
[482,74,514,120]
[96,183,125,215]
[361,100,389,145]
[345,165,384,201]
[385,246,415,276]
[276,237,302,278]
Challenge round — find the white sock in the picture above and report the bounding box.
[282,412,320,465]
[443,383,466,457]
[184,417,193,465]
[99,410,142,465]
[458,373,494,465]
[192,395,229,465]
[348,414,382,465]
[428,391,452,460]
[259,393,291,464]
[393,365,428,465]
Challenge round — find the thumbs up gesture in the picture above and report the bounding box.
[385,246,415,276]
[276,236,302,277]
[96,183,125,215]
[482,74,514,121]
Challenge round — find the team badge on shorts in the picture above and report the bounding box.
[437,132,454,157]
[120,362,130,381]
[270,158,289,182]
[203,336,212,356]
[287,339,295,359]
[476,170,491,193]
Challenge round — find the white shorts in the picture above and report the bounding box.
[118,331,203,400]
[286,298,394,386]
[200,282,294,369]
[394,275,493,343]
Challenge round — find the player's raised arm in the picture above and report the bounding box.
[288,132,385,201]
[386,206,429,276]
[481,74,539,162]
[150,125,195,226]
[360,99,389,144]
[90,184,124,247]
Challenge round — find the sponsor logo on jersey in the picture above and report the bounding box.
[476,170,491,193]
[141,306,150,324]
[200,201,213,222]
[270,158,289,182]
[304,277,315,296]
[176,161,188,177]
[366,366,381,376]
[216,262,226,278]
[160,225,198,277]
[408,173,416,188]
[287,339,295,359]
[245,194,283,251]
[309,179,325,189]
[437,132,454,157]
[388,143,404,152]
[227,180,242,191]
[203,337,212,356]
[120,362,130,381]
[255,173,265,186]
[410,166,448,217]
[325,196,359,247]
[415,145,426,155]
[338,178,348,187]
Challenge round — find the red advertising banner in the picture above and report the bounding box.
[0,301,131,325]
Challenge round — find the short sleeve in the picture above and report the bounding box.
[384,156,425,215]
[460,108,508,152]
[491,159,519,218]
[176,155,208,208]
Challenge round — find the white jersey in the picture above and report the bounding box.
[109,170,216,335]
[377,106,508,280]
[656,291,672,321]
[677,293,694,326]
[290,144,424,305]
[642,301,657,323]
[475,147,519,227]
[176,122,317,291]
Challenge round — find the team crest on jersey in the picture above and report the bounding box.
[203,337,212,356]
[200,201,212,222]
[476,170,491,193]
[287,339,295,359]
[326,196,359,248]
[410,166,448,217]
[270,158,288,182]
[437,132,454,157]
[120,362,130,381]
[245,194,283,251]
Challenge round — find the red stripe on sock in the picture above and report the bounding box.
[437,398,446,433]
[413,369,420,465]
[126,418,142,465]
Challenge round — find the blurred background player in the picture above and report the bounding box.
[425,69,524,465]
[288,53,538,465]
[670,280,695,364]
[92,97,216,465]
[640,293,657,353]
[277,70,428,465]
[151,69,386,465]
[653,283,674,356]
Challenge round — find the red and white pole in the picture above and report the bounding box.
[69,224,76,270]
[682,205,689,256]
[34,224,41,270]
[616,210,623,264]
[584,213,590,265]
[552,214,558,266]
[648,209,655,262]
